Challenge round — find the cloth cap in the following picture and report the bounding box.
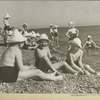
[23,23,28,26]
[69,38,82,49]
[37,33,49,42]
[68,21,74,28]
[55,25,58,28]
[7,29,27,43]
[87,35,92,38]
[4,14,10,18]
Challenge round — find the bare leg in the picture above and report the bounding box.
[17,69,63,81]
[84,64,96,74]
[53,61,77,74]
[38,56,57,72]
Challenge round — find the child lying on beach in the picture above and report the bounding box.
[0,29,63,83]
[35,33,78,75]
[66,37,98,75]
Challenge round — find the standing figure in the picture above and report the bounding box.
[66,21,79,50]
[50,24,54,45]
[82,35,99,54]
[22,23,28,35]
[54,25,59,47]
[3,14,14,45]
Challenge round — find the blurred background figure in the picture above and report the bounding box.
[49,24,54,46]
[3,14,14,45]
[66,21,79,50]
[83,35,99,54]
[54,25,59,47]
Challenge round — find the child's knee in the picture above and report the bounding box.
[84,64,90,69]
[35,69,42,75]
[62,61,67,65]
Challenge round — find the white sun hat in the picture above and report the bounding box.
[87,35,92,38]
[69,38,82,49]
[68,21,74,28]
[7,29,27,43]
[23,23,28,26]
[4,14,10,18]
[55,25,58,28]
[37,33,49,42]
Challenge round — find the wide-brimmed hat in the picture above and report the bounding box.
[68,21,74,28]
[4,14,10,18]
[54,25,58,28]
[37,33,49,42]
[7,29,27,43]
[69,38,82,49]
[87,35,92,39]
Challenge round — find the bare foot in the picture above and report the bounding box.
[47,72,56,76]
[55,75,63,81]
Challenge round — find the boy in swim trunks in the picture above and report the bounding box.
[0,29,63,83]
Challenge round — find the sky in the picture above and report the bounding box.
[0,1,100,29]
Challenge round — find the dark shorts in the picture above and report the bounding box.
[0,67,19,83]
[4,26,14,31]
[54,32,58,37]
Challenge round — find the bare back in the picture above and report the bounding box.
[0,46,18,67]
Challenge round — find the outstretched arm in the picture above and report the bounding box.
[91,40,99,48]
[76,29,79,36]
[65,30,70,38]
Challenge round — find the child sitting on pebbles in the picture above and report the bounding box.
[66,37,98,75]
[0,29,63,83]
[35,33,78,75]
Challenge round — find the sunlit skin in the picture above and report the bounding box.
[38,39,48,49]
[70,43,80,53]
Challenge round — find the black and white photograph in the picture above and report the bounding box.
[0,1,100,96]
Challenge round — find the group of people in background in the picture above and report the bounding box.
[0,14,100,83]
[49,24,59,47]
